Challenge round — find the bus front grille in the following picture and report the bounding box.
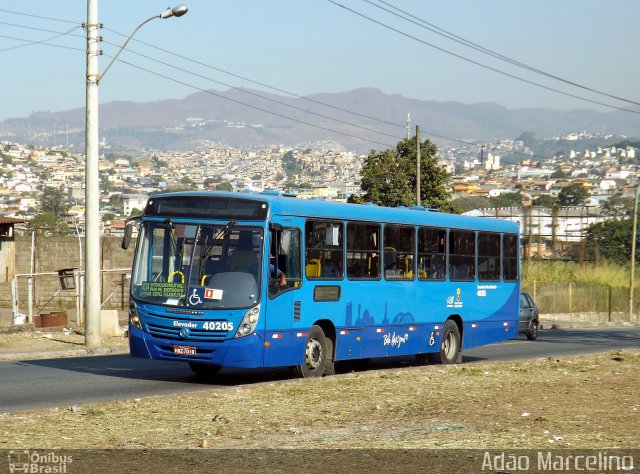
[146,322,227,342]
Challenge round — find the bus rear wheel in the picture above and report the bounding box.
[293,325,334,378]
[189,362,222,378]
[429,320,461,365]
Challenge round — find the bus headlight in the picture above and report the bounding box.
[235,305,260,338]
[129,300,142,330]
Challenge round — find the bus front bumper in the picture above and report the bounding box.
[128,324,264,368]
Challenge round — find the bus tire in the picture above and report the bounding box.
[429,320,461,365]
[294,325,332,378]
[189,362,222,378]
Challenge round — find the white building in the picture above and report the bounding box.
[122,194,148,216]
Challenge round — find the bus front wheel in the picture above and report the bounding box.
[429,320,461,365]
[293,325,334,378]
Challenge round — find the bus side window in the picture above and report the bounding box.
[270,227,301,296]
[418,227,446,280]
[305,220,344,280]
[383,225,414,280]
[449,230,476,281]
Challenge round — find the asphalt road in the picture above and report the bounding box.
[1,327,638,413]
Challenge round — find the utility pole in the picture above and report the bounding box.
[85,0,101,348]
[83,2,187,347]
[416,125,421,206]
[630,181,639,322]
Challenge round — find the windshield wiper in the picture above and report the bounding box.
[216,220,237,242]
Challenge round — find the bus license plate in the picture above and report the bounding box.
[173,345,196,355]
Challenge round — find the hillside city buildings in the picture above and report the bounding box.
[1,134,638,259]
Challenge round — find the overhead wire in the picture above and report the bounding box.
[99,39,404,141]
[0,22,83,52]
[102,27,406,130]
[365,0,640,108]
[103,27,506,149]
[0,33,84,53]
[0,27,564,161]
[0,8,79,25]
[0,14,405,145]
[325,0,640,115]
[0,7,622,163]
[107,55,397,149]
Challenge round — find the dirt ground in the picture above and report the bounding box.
[0,331,129,360]
[0,349,638,450]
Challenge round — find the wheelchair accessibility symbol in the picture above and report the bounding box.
[188,288,203,306]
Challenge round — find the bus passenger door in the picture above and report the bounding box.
[263,222,303,367]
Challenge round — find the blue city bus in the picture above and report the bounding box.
[124,191,520,377]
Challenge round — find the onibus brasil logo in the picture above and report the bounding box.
[8,450,72,473]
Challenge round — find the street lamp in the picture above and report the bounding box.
[84,2,188,348]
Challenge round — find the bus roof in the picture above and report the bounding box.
[147,191,519,233]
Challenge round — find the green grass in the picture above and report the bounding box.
[522,260,634,288]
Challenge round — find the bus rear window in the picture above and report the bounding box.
[503,234,519,281]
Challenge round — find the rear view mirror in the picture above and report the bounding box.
[122,222,133,250]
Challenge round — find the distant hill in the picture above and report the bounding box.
[1,87,639,152]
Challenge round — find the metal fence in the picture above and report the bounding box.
[12,268,130,325]
[522,280,636,322]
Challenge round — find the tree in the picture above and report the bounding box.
[40,186,71,218]
[449,196,492,214]
[557,183,589,206]
[204,177,219,188]
[109,194,122,210]
[489,192,522,208]
[586,218,634,264]
[533,194,557,208]
[360,136,452,210]
[282,151,302,178]
[550,168,567,179]
[27,212,70,236]
[216,181,233,192]
[102,212,116,222]
[601,195,635,218]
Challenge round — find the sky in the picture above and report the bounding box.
[1,0,639,121]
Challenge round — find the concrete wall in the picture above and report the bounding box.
[0,235,136,313]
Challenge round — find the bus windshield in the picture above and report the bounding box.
[132,221,264,309]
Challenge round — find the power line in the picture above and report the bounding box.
[365,0,640,108]
[100,39,403,141]
[103,27,406,130]
[0,8,79,25]
[102,28,507,148]
[0,32,572,161]
[0,22,82,52]
[0,33,84,53]
[2,8,628,161]
[105,55,398,149]
[325,0,640,115]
